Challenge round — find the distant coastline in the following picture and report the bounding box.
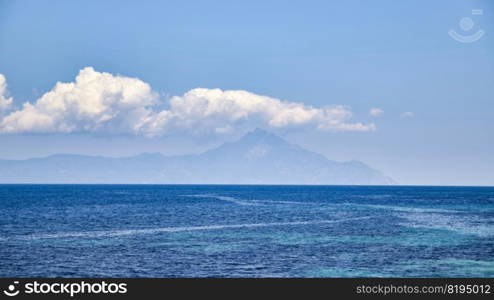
[0,129,394,185]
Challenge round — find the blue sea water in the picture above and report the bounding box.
[0,185,493,277]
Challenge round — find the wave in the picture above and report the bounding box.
[342,203,462,214]
[184,195,466,213]
[255,200,317,205]
[183,194,260,206]
[5,216,373,241]
[185,194,328,206]
[397,212,493,237]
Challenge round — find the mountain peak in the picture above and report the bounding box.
[245,128,271,137]
[237,128,286,145]
[0,128,395,185]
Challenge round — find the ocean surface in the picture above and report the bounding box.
[0,185,493,277]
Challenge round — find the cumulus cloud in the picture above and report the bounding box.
[0,74,13,114]
[0,67,375,136]
[0,67,158,134]
[162,88,375,134]
[401,112,414,118]
[369,108,384,117]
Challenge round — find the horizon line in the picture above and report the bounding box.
[0,183,492,188]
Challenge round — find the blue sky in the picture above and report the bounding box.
[0,0,493,185]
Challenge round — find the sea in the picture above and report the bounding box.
[0,185,492,277]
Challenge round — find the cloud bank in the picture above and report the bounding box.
[0,67,375,136]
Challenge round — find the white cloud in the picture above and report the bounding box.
[0,67,375,136]
[0,74,13,114]
[401,112,415,118]
[0,67,158,134]
[369,108,384,117]
[163,88,375,134]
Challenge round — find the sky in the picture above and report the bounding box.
[0,0,493,186]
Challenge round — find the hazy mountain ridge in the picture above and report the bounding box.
[0,129,395,184]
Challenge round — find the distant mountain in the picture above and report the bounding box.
[0,129,395,184]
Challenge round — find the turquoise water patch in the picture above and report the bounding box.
[268,227,474,247]
[201,242,248,254]
[304,267,391,278]
[393,259,494,277]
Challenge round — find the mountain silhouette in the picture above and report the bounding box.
[0,129,395,184]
